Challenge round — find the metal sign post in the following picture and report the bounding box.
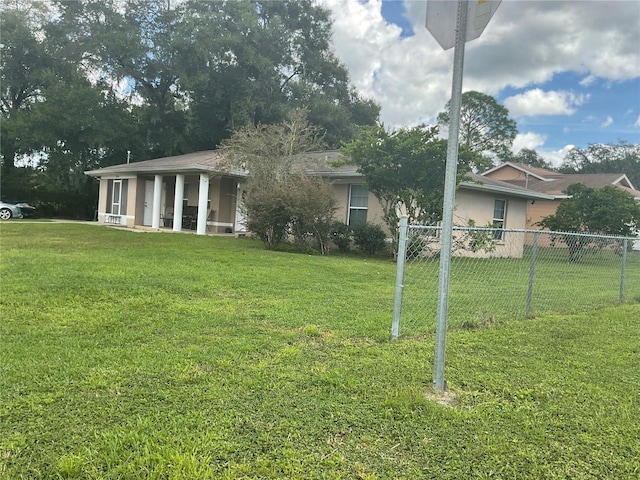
[426,0,500,392]
[432,0,468,392]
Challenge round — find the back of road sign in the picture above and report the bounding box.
[426,0,501,50]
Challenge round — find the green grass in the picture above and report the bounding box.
[1,224,639,479]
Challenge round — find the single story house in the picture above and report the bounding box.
[85,151,553,256]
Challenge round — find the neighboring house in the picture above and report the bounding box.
[85,151,552,257]
[482,162,640,228]
[481,162,640,250]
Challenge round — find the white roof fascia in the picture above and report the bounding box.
[85,165,248,178]
[93,174,137,180]
[460,181,554,200]
[613,174,635,189]
[310,171,361,178]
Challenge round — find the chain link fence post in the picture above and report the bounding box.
[526,231,539,317]
[620,238,628,304]
[392,216,409,339]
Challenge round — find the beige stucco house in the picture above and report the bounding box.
[482,162,640,228]
[481,162,640,250]
[85,151,552,256]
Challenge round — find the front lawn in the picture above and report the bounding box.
[1,224,638,479]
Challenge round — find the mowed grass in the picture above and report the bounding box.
[400,245,640,333]
[1,223,639,479]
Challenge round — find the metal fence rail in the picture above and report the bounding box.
[392,223,639,337]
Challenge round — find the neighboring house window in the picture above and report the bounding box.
[492,199,507,240]
[348,184,368,226]
[106,179,128,215]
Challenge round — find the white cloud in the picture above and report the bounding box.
[579,75,597,87]
[320,0,639,131]
[601,116,614,128]
[539,145,576,168]
[635,116,640,128]
[512,132,547,153]
[320,0,452,127]
[503,89,589,117]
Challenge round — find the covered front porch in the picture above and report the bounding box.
[86,151,248,236]
[137,173,244,235]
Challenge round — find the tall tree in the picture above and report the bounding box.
[438,91,517,166]
[176,0,378,149]
[0,6,54,171]
[2,0,378,218]
[558,142,640,187]
[47,0,190,159]
[1,1,137,216]
[53,0,379,154]
[511,148,552,169]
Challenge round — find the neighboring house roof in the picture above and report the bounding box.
[462,173,554,200]
[481,162,640,200]
[617,185,640,201]
[482,161,564,181]
[84,150,553,201]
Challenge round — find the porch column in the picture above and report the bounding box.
[173,174,185,231]
[151,174,163,229]
[234,181,247,233]
[196,173,209,235]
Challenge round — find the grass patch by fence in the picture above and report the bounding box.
[1,224,639,478]
[400,237,639,335]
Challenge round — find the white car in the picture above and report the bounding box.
[0,201,24,220]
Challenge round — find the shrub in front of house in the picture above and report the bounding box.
[352,222,387,256]
[330,221,352,252]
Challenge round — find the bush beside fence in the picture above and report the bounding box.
[393,224,639,336]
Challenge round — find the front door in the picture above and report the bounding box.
[144,180,154,226]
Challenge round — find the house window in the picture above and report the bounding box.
[492,199,507,240]
[348,184,368,227]
[106,179,128,215]
[183,184,189,208]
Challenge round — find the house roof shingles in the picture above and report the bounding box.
[84,150,554,201]
[482,163,640,200]
[85,150,248,178]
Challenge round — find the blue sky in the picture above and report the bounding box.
[322,0,640,166]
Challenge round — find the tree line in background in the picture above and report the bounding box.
[1,0,379,217]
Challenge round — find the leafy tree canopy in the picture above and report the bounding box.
[45,0,378,156]
[437,91,517,167]
[1,0,377,219]
[538,183,640,262]
[508,148,553,169]
[342,125,479,241]
[558,142,640,188]
[539,183,639,237]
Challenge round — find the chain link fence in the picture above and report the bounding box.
[393,223,639,336]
